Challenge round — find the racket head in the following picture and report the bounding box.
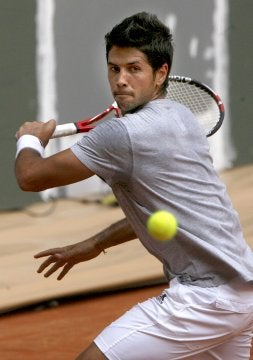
[167,76,225,137]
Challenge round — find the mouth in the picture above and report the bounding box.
[114,92,133,98]
[115,96,130,101]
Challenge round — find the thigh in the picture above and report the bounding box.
[94,295,196,360]
[189,327,253,360]
[76,342,107,360]
[94,283,253,360]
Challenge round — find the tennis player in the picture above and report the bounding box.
[15,12,253,360]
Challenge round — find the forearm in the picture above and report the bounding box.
[15,147,94,192]
[15,149,47,191]
[15,120,56,191]
[15,149,69,192]
[94,217,137,252]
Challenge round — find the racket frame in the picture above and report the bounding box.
[52,76,224,139]
[168,76,225,137]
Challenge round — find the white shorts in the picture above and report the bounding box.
[94,278,253,360]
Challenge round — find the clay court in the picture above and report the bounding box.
[0,164,253,359]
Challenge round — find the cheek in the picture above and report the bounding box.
[135,74,153,89]
[107,76,114,89]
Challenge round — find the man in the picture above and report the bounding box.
[15,12,253,360]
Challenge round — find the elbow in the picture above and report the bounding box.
[15,154,50,192]
[17,181,37,193]
[17,178,40,192]
[16,170,45,192]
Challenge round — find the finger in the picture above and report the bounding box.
[57,264,74,281]
[43,260,65,278]
[40,119,57,147]
[44,119,57,137]
[34,249,62,258]
[37,254,62,273]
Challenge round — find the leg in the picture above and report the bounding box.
[205,328,252,360]
[187,327,253,360]
[75,342,107,360]
[93,280,253,360]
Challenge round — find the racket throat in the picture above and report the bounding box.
[75,122,94,133]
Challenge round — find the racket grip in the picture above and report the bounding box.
[51,123,78,138]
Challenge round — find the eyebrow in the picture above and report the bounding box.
[107,60,142,66]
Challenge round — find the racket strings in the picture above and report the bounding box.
[167,82,220,135]
[52,77,223,139]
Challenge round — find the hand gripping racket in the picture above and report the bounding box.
[51,76,224,139]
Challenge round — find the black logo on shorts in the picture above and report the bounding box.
[157,293,167,304]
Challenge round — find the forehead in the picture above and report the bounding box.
[107,46,149,65]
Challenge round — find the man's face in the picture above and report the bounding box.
[107,46,167,115]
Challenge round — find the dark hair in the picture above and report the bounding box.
[105,12,174,93]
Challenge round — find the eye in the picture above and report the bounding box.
[130,66,141,73]
[109,65,120,73]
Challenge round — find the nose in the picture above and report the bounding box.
[116,69,128,87]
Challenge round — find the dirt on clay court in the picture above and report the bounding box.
[0,283,167,360]
[1,282,253,360]
[0,164,253,360]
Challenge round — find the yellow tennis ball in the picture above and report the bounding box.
[147,210,178,241]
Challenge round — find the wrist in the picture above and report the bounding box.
[16,135,44,159]
[94,235,105,253]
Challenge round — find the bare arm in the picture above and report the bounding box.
[15,119,94,191]
[34,218,137,280]
[16,120,137,279]
[15,148,94,191]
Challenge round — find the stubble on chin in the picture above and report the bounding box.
[117,99,147,116]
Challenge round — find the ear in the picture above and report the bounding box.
[155,63,169,87]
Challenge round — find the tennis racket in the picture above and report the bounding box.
[167,76,224,137]
[51,76,224,139]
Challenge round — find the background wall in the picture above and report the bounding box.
[0,1,40,210]
[0,0,252,210]
[51,0,232,199]
[229,0,253,166]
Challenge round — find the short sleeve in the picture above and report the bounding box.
[71,118,133,186]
